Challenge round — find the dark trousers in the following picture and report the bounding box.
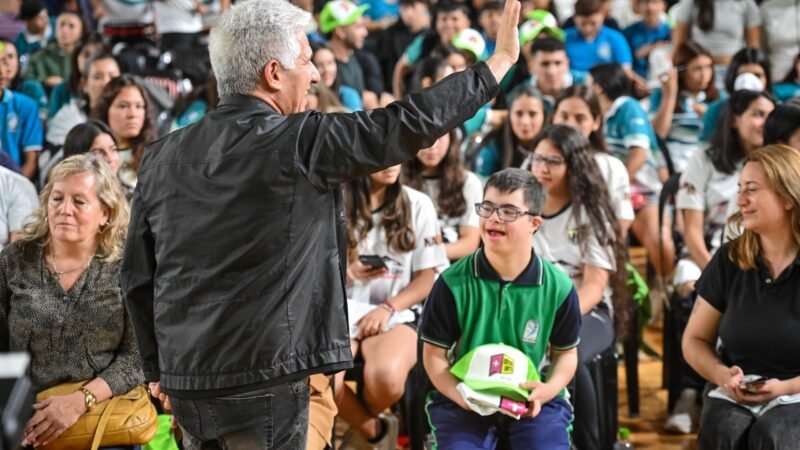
[426,394,573,449]
[698,388,800,450]
[572,307,615,450]
[170,378,310,450]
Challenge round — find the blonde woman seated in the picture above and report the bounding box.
[683,145,800,449]
[0,154,142,449]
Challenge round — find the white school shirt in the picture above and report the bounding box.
[533,204,616,311]
[422,170,482,245]
[675,148,739,253]
[0,165,38,251]
[348,186,449,322]
[594,152,635,222]
[154,0,203,34]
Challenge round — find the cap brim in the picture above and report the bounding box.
[520,24,545,45]
[320,4,369,33]
[547,26,565,41]
[462,379,531,402]
[342,4,370,28]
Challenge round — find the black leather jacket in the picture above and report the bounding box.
[121,62,500,396]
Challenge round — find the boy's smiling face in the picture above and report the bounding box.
[480,187,541,255]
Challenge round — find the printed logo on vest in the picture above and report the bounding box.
[489,354,514,376]
[7,112,18,133]
[522,319,540,344]
[597,43,612,60]
[567,225,578,243]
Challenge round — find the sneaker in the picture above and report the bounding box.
[664,388,699,434]
[371,413,399,450]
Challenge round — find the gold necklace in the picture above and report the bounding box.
[49,244,92,276]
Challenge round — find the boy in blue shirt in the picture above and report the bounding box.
[623,0,671,80]
[0,55,42,179]
[565,0,633,81]
[421,168,582,449]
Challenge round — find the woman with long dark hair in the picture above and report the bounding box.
[0,38,47,115]
[470,84,546,180]
[62,120,120,176]
[700,47,772,142]
[650,40,719,172]
[668,89,775,434]
[337,165,447,448]
[529,124,629,450]
[551,85,634,235]
[677,90,775,294]
[403,130,482,261]
[46,51,120,148]
[47,33,105,118]
[91,74,156,192]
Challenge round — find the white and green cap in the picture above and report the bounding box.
[319,0,369,33]
[520,9,564,45]
[451,28,487,61]
[450,343,540,402]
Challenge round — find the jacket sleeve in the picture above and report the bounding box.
[295,62,500,191]
[120,184,160,382]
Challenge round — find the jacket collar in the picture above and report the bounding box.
[217,95,279,113]
[472,248,543,286]
[1,89,13,104]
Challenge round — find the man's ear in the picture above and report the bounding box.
[333,27,346,41]
[262,60,283,91]
[530,215,543,234]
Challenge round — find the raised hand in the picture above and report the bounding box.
[486,0,522,82]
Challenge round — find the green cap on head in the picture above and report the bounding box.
[520,9,565,45]
[452,28,487,61]
[319,0,369,34]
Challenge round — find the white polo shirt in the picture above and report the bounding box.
[0,165,39,250]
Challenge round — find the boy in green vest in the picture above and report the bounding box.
[420,168,581,448]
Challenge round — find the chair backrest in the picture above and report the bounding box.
[658,171,684,268]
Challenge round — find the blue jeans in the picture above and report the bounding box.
[426,393,573,450]
[170,378,310,450]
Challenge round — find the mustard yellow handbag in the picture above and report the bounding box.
[35,382,158,450]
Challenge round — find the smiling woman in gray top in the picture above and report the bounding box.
[0,154,142,449]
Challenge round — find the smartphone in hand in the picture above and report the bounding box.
[740,376,767,393]
[358,255,388,270]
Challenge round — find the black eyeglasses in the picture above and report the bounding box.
[474,203,537,222]
[530,154,565,168]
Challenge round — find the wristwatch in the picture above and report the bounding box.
[80,387,97,411]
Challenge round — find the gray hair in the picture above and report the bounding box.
[209,0,314,96]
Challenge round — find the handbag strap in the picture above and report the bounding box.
[90,396,122,450]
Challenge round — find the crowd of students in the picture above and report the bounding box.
[1,0,799,448]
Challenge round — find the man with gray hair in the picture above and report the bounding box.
[122,0,522,447]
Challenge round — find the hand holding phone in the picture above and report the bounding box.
[740,376,767,393]
[358,255,388,270]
